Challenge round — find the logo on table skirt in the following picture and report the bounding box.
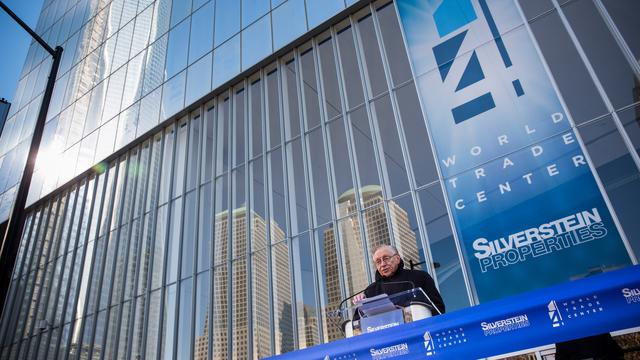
[424,331,436,356]
[369,343,409,360]
[548,300,564,327]
[622,287,640,304]
[481,314,530,335]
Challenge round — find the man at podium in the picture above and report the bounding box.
[353,245,446,315]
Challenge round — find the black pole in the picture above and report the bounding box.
[0,1,63,321]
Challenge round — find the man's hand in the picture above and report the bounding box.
[352,293,365,304]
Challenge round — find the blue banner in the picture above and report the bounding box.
[267,265,640,359]
[394,0,631,301]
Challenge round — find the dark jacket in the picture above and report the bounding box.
[363,259,446,315]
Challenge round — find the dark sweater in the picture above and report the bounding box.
[363,260,446,315]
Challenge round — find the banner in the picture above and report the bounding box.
[394,0,631,301]
[267,265,640,359]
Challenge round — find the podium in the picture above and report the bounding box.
[339,288,435,338]
[266,265,640,359]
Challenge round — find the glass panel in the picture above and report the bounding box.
[212,35,240,88]
[272,0,307,50]
[202,105,216,183]
[269,149,287,243]
[349,107,381,197]
[151,204,168,289]
[283,59,301,140]
[242,0,270,27]
[286,139,309,235]
[337,215,368,296]
[307,128,332,226]
[159,125,176,205]
[563,0,638,110]
[336,26,364,109]
[251,247,271,357]
[213,175,229,265]
[194,271,210,359]
[231,258,248,358]
[92,310,107,359]
[187,117,202,192]
[529,11,607,125]
[161,70,186,120]
[291,233,319,349]
[170,0,191,27]
[177,278,193,360]
[418,186,471,312]
[173,120,188,198]
[376,3,413,86]
[186,53,213,106]
[250,79,264,158]
[182,191,197,278]
[215,98,230,176]
[79,313,95,359]
[232,167,247,258]
[129,296,146,359]
[266,69,282,149]
[189,2,214,64]
[300,48,321,130]
[198,182,213,271]
[356,14,388,98]
[214,0,240,46]
[242,15,272,70]
[271,241,294,355]
[137,86,162,136]
[328,118,355,216]
[372,94,410,196]
[306,0,343,28]
[146,134,163,213]
[212,265,228,360]
[315,224,344,343]
[395,82,438,187]
[579,116,640,260]
[143,35,168,96]
[102,66,126,124]
[165,17,190,80]
[166,197,183,284]
[137,213,153,295]
[160,283,177,360]
[234,89,246,167]
[145,289,162,359]
[250,159,267,251]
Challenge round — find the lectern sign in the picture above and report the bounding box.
[395,0,631,301]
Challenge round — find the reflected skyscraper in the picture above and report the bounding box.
[324,186,420,341]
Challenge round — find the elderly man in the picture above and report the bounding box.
[354,245,445,315]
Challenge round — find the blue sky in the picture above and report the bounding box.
[0,0,45,102]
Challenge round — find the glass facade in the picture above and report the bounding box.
[0,0,639,358]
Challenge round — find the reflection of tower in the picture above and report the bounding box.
[323,186,420,342]
[212,208,291,358]
[299,304,319,349]
[271,219,294,354]
[194,307,209,360]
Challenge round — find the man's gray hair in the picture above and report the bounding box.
[373,244,400,256]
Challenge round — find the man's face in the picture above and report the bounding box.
[373,248,400,278]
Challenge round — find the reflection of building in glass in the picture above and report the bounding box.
[194,307,209,360]
[324,186,420,341]
[299,304,320,349]
[210,207,289,358]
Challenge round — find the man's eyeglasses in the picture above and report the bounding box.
[374,254,397,266]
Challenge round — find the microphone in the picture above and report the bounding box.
[337,285,370,311]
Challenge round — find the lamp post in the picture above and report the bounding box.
[0,1,63,319]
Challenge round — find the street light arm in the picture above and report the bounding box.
[0,1,55,56]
